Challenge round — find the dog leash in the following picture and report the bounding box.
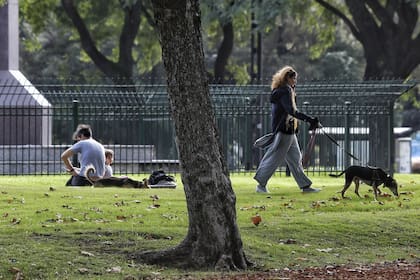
[318,124,359,161]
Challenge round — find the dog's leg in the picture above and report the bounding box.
[354,178,361,198]
[372,183,379,201]
[341,179,352,199]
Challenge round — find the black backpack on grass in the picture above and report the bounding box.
[148,170,175,185]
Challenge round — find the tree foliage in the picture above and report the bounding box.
[314,0,420,79]
[19,0,419,83]
[20,0,161,83]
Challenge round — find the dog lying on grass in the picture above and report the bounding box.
[85,166,149,188]
[329,165,398,200]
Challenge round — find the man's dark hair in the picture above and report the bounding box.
[73,124,92,140]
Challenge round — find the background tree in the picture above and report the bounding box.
[136,0,250,269]
[314,0,420,79]
[20,0,161,83]
[20,0,371,84]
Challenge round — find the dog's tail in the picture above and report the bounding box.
[329,170,346,178]
[85,165,98,185]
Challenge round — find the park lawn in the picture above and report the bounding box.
[0,173,418,279]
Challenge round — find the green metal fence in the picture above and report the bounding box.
[0,80,416,175]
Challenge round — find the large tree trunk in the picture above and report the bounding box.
[135,0,249,270]
[315,0,420,79]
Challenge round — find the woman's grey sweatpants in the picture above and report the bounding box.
[254,131,312,189]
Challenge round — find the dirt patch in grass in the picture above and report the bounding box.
[206,260,420,280]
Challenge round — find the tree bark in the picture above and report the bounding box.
[315,0,420,79]
[135,0,249,270]
[214,21,234,83]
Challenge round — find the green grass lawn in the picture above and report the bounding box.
[0,173,419,279]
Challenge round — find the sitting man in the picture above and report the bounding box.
[61,124,106,186]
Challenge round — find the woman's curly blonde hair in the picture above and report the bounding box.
[271,66,297,90]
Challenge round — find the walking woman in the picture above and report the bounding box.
[254,66,320,193]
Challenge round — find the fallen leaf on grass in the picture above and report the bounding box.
[400,191,415,195]
[9,267,23,280]
[9,267,21,273]
[251,214,262,226]
[80,250,94,257]
[317,248,333,253]
[106,266,122,273]
[283,202,294,209]
[379,192,392,197]
[78,268,89,274]
[10,218,21,225]
[240,205,266,211]
[311,200,326,208]
[279,239,297,244]
[3,212,8,217]
[90,207,102,213]
[116,215,127,220]
[114,201,125,207]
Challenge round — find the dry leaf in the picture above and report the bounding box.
[251,214,262,226]
[106,266,122,273]
[150,195,159,200]
[11,218,21,225]
[78,268,89,274]
[317,248,333,253]
[400,191,414,195]
[380,193,392,197]
[80,250,94,257]
[9,267,21,273]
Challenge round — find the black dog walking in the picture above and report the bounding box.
[329,165,398,200]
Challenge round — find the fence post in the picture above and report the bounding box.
[72,99,79,167]
[388,100,394,175]
[344,101,351,168]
